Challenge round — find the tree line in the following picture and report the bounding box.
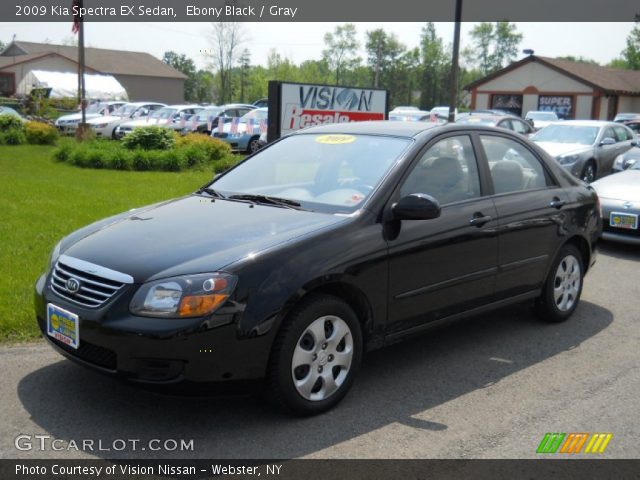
[159,20,639,109]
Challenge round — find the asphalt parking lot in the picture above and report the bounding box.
[0,241,638,460]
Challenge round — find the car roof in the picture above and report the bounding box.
[164,104,202,109]
[293,120,442,138]
[555,120,612,127]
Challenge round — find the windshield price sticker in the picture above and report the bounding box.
[315,134,356,145]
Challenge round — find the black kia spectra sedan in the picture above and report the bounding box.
[35,121,601,415]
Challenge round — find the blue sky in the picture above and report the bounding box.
[0,22,633,69]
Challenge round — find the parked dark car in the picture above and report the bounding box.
[456,113,535,136]
[35,122,601,415]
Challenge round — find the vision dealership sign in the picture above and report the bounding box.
[267,81,388,141]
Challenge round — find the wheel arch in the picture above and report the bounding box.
[275,279,377,350]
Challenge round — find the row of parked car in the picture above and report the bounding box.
[54,101,269,153]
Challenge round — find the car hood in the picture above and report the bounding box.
[61,196,347,282]
[86,115,123,125]
[533,142,591,157]
[121,118,173,128]
[592,170,640,202]
[57,113,102,122]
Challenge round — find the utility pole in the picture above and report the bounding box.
[74,0,88,139]
[448,0,462,123]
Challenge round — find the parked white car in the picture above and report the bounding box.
[54,101,126,134]
[525,110,559,130]
[84,102,165,139]
[114,105,203,139]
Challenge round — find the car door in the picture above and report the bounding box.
[595,126,620,175]
[477,133,569,299]
[386,134,498,334]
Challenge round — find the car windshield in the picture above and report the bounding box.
[527,112,558,121]
[241,109,268,122]
[86,103,103,114]
[211,133,412,214]
[196,108,223,121]
[532,125,599,145]
[113,105,138,117]
[151,108,177,119]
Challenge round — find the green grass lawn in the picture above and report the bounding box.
[0,145,217,343]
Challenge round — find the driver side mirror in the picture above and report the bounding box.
[599,137,616,146]
[392,194,441,220]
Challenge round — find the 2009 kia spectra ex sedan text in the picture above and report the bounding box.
[35,121,601,415]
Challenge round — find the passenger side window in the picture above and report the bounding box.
[511,119,531,135]
[400,136,481,205]
[613,125,631,141]
[480,136,553,194]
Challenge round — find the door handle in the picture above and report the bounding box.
[469,213,492,227]
[550,197,566,209]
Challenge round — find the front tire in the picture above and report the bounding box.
[267,294,363,415]
[581,161,597,183]
[534,244,584,323]
[247,136,261,154]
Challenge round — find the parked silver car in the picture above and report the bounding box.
[592,162,640,245]
[532,120,636,182]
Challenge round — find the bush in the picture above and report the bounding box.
[0,128,26,145]
[121,126,175,151]
[52,134,239,172]
[175,134,231,161]
[24,121,59,145]
[0,113,24,130]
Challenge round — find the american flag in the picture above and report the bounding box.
[230,117,240,135]
[103,105,109,116]
[430,112,437,122]
[246,118,254,135]
[191,114,198,130]
[179,114,186,128]
[206,116,214,132]
[217,117,224,134]
[166,114,173,125]
[259,119,267,134]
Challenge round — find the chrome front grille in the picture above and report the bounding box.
[50,255,134,308]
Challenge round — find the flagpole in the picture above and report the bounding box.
[78,0,86,126]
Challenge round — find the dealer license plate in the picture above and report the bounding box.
[609,212,638,230]
[47,303,79,349]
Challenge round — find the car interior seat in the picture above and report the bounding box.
[491,160,524,194]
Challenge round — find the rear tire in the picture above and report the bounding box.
[267,294,363,416]
[534,244,584,323]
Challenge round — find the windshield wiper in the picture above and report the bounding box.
[228,194,302,209]
[196,186,225,198]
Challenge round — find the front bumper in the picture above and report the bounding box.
[34,273,273,386]
[600,199,640,245]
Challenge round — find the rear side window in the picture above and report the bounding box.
[602,127,617,142]
[400,136,481,204]
[480,135,553,194]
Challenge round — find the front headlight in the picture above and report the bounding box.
[130,273,237,318]
[49,241,62,269]
[557,154,581,165]
[613,155,624,170]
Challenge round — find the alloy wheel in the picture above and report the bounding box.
[291,315,353,401]
[553,254,581,312]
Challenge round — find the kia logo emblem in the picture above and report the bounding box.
[66,277,81,294]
